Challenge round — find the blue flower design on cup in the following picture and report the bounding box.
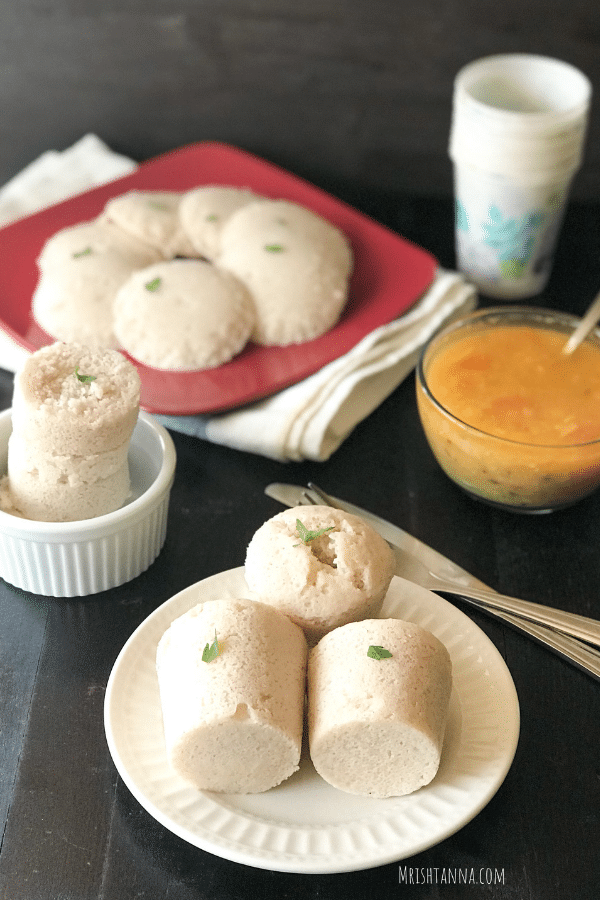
[455,199,469,232]
[482,205,546,278]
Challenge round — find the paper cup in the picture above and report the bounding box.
[449,54,591,298]
[453,165,573,299]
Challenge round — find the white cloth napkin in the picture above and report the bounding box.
[0,135,477,462]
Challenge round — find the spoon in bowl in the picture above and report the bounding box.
[562,288,600,355]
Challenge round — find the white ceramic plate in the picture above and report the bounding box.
[104,568,520,873]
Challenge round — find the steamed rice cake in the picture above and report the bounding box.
[179,185,262,260]
[4,342,140,521]
[112,259,256,370]
[156,597,308,793]
[33,219,162,348]
[308,618,452,797]
[102,190,198,258]
[216,199,353,346]
[244,505,396,643]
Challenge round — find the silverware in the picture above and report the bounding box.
[265,481,600,681]
[385,536,600,648]
[562,288,600,355]
[303,482,600,646]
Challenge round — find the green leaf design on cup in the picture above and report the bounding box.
[499,259,529,278]
[482,206,546,278]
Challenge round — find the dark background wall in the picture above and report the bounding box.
[1,0,600,201]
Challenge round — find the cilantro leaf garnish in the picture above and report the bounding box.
[73,247,92,258]
[145,277,161,292]
[202,631,220,663]
[264,244,284,252]
[294,519,334,546]
[367,645,393,660]
[74,366,96,384]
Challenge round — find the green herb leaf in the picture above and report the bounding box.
[148,200,170,211]
[145,277,161,292]
[74,366,96,384]
[294,519,334,546]
[206,213,218,222]
[367,645,393,660]
[264,244,284,252]
[73,246,92,258]
[202,631,220,663]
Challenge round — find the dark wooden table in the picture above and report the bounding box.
[1,189,599,900]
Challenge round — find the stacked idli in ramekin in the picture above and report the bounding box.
[2,342,140,522]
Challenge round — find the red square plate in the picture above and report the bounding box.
[0,142,437,415]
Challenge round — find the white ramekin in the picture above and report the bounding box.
[0,409,176,596]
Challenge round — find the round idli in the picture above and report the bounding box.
[33,219,163,348]
[113,259,256,370]
[216,199,353,346]
[179,185,262,261]
[102,190,198,258]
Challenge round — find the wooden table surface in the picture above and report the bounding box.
[1,190,599,899]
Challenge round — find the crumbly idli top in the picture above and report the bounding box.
[244,504,396,641]
[18,342,140,415]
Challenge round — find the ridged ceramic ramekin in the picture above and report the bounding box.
[0,409,176,596]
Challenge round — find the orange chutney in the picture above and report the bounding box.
[417,320,600,510]
[426,325,600,445]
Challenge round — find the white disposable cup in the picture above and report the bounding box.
[449,54,591,299]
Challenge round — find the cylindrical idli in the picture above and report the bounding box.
[11,342,140,457]
[4,343,140,521]
[156,597,308,794]
[308,618,452,797]
[6,451,131,522]
[244,505,396,644]
[6,433,131,522]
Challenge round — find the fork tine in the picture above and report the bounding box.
[300,490,317,506]
[307,482,344,509]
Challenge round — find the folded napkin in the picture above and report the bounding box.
[0,135,477,462]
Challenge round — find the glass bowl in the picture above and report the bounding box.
[416,306,600,513]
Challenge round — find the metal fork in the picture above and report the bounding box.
[298,485,600,680]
